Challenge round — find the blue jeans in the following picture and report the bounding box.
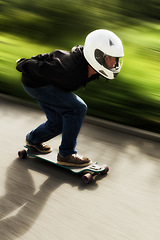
[22,84,87,157]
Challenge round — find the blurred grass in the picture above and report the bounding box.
[0,33,53,99]
[0,18,160,132]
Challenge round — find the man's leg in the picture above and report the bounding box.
[56,93,91,166]
[23,85,86,153]
[22,84,63,153]
[26,101,63,144]
[59,94,87,157]
[22,84,91,166]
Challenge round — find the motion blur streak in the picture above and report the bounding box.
[0,0,160,133]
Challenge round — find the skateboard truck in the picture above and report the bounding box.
[81,163,109,184]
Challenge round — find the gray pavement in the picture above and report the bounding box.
[0,96,160,240]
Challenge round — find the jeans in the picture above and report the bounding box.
[22,84,87,157]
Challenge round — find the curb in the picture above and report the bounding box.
[1,93,160,142]
[84,116,160,142]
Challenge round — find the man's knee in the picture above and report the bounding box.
[78,102,87,116]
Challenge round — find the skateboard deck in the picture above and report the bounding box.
[18,146,109,184]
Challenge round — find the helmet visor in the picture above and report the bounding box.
[94,49,123,79]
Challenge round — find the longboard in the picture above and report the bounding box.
[18,146,109,184]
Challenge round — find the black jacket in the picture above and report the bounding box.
[16,45,99,91]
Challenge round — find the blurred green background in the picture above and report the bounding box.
[0,0,160,132]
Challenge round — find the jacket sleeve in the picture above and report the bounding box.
[16,57,64,80]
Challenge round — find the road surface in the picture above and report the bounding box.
[0,97,160,240]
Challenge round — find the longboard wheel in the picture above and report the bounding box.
[101,165,109,175]
[82,173,93,184]
[18,150,27,159]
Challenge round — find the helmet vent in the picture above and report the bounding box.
[109,39,114,46]
[99,70,108,77]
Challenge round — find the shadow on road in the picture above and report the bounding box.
[0,157,101,239]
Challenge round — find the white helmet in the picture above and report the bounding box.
[83,29,124,79]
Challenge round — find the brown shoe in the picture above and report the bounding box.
[57,153,92,167]
[26,140,52,153]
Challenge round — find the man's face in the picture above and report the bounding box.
[105,56,116,69]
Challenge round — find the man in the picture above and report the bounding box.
[16,29,124,167]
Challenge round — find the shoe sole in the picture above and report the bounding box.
[57,160,92,167]
[33,148,52,154]
[26,142,52,154]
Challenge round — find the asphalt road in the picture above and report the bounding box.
[0,97,160,240]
